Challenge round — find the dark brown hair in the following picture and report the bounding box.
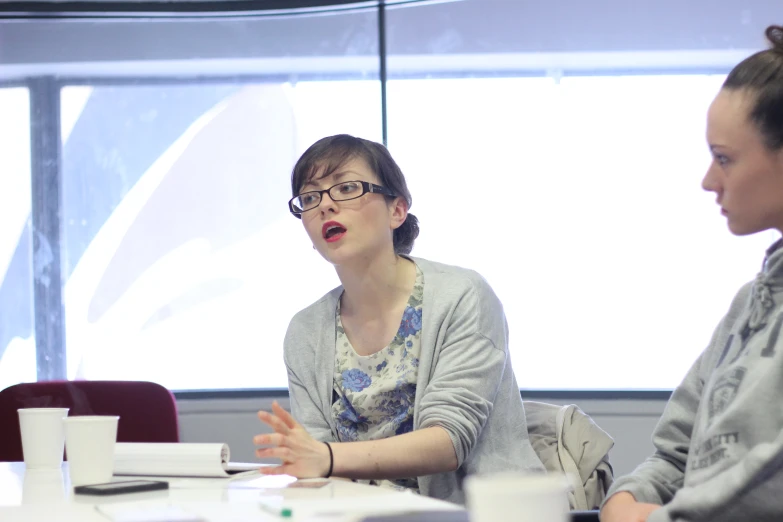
[291,134,420,255]
[722,25,783,150]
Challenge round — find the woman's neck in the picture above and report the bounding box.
[336,252,415,320]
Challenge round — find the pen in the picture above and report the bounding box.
[259,501,293,518]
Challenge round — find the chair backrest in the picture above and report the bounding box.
[0,380,179,462]
[524,401,614,511]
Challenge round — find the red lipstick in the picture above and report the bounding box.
[322,221,347,243]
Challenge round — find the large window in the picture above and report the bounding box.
[387,75,775,389]
[60,81,379,388]
[0,87,34,390]
[381,0,778,390]
[2,0,780,391]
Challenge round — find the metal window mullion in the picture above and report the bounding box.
[378,1,388,146]
[29,76,66,381]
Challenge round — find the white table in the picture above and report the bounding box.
[0,462,461,522]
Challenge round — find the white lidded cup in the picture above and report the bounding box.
[17,408,70,469]
[465,473,570,522]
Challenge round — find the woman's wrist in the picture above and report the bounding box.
[603,491,637,511]
[322,442,334,478]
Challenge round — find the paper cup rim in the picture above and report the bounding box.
[17,408,70,414]
[63,416,119,422]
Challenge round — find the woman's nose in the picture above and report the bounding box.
[317,191,338,213]
[701,164,720,193]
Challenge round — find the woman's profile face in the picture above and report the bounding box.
[702,88,783,236]
[298,156,406,266]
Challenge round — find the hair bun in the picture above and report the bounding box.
[766,25,783,51]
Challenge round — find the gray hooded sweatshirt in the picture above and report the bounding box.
[606,240,783,522]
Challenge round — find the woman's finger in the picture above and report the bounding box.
[257,410,291,435]
[259,464,290,476]
[272,401,301,430]
[257,410,275,428]
[253,432,286,447]
[255,447,293,461]
[267,413,291,435]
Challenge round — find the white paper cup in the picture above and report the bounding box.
[465,473,570,522]
[18,408,70,469]
[64,416,119,486]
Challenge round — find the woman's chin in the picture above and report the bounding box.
[320,246,352,266]
[727,219,765,237]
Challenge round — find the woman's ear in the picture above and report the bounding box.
[389,197,409,230]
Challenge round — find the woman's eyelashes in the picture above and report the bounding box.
[714,153,731,166]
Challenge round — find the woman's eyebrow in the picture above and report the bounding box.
[302,170,359,190]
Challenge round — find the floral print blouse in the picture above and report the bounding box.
[331,264,424,492]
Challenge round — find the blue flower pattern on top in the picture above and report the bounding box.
[342,369,372,392]
[332,264,424,493]
[335,395,368,442]
[398,307,422,338]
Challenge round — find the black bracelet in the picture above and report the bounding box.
[323,442,334,478]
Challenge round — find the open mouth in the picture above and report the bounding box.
[322,221,347,242]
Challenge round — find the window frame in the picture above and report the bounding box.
[8,5,748,396]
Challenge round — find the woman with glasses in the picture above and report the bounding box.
[601,25,783,522]
[252,134,544,503]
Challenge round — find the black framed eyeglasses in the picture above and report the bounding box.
[288,180,397,217]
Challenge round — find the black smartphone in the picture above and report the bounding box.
[73,480,169,496]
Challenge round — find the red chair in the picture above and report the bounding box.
[0,380,179,462]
